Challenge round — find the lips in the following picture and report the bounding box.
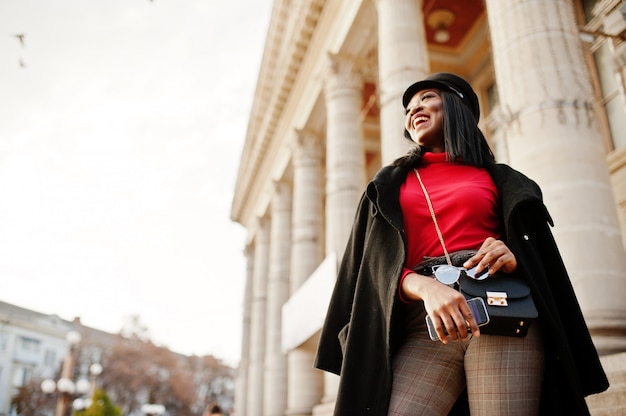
[412,113,429,129]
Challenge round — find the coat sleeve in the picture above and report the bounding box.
[314,192,373,375]
[510,202,609,399]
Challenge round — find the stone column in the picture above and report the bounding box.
[235,243,254,416]
[286,130,325,416]
[291,129,325,288]
[318,53,367,408]
[375,0,429,164]
[324,53,367,258]
[247,217,271,415]
[264,180,292,416]
[486,0,626,353]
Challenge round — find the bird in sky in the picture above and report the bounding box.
[14,33,25,47]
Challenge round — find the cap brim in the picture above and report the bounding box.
[402,80,450,108]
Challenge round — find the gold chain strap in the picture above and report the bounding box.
[413,168,453,267]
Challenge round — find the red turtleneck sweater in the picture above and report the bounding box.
[398,152,501,300]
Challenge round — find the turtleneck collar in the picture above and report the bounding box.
[421,152,449,164]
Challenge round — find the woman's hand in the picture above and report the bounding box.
[463,237,517,275]
[401,273,480,343]
[400,238,517,343]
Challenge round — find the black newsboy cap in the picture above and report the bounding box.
[402,72,480,122]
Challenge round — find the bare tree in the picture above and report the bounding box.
[11,317,235,416]
[11,378,56,416]
[98,335,233,416]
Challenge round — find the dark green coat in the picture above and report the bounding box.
[314,161,608,415]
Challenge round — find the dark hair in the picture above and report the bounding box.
[395,90,494,168]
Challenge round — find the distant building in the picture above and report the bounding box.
[0,301,75,415]
[232,0,626,415]
[0,300,235,415]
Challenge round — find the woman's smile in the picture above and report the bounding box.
[410,113,430,130]
[405,88,444,152]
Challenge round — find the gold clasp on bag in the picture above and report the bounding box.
[487,291,508,306]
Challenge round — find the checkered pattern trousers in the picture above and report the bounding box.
[388,307,544,416]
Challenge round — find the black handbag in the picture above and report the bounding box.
[458,271,537,337]
[412,251,538,338]
[412,168,538,337]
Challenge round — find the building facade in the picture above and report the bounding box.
[231,0,626,415]
[0,301,236,415]
[0,301,75,415]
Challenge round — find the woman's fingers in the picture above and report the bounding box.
[463,237,517,274]
[460,299,481,338]
[429,294,479,343]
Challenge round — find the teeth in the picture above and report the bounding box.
[413,116,428,127]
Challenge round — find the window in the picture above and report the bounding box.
[19,336,41,353]
[44,349,57,367]
[11,365,33,387]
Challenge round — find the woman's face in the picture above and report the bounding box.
[404,88,445,153]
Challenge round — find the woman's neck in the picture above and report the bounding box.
[421,151,449,163]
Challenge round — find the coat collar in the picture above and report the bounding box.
[366,163,412,231]
[365,161,552,230]
[486,163,553,226]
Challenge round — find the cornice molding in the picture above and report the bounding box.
[232,0,326,222]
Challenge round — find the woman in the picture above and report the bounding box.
[314,73,608,415]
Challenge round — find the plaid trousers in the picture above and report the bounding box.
[388,306,544,416]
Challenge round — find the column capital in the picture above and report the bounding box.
[324,53,364,95]
[294,127,321,144]
[254,215,271,238]
[243,241,254,259]
[271,178,293,201]
[291,128,323,163]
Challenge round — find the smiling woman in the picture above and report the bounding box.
[315,72,608,415]
[404,89,445,153]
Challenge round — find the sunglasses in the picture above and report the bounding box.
[432,264,489,286]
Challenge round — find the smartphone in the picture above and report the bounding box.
[425,297,490,341]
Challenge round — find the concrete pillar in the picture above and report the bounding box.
[291,129,325,288]
[286,130,325,416]
[317,53,368,409]
[235,243,254,416]
[264,180,292,416]
[247,217,271,416]
[486,0,626,353]
[375,0,429,164]
[324,53,367,258]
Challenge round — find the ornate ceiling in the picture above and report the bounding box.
[423,0,486,48]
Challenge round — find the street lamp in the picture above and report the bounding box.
[72,397,93,412]
[40,331,103,416]
[141,404,166,416]
[70,363,103,411]
[88,363,103,388]
[41,331,82,416]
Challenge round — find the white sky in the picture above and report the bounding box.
[0,0,272,367]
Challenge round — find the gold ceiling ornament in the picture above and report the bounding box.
[427,8,455,44]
